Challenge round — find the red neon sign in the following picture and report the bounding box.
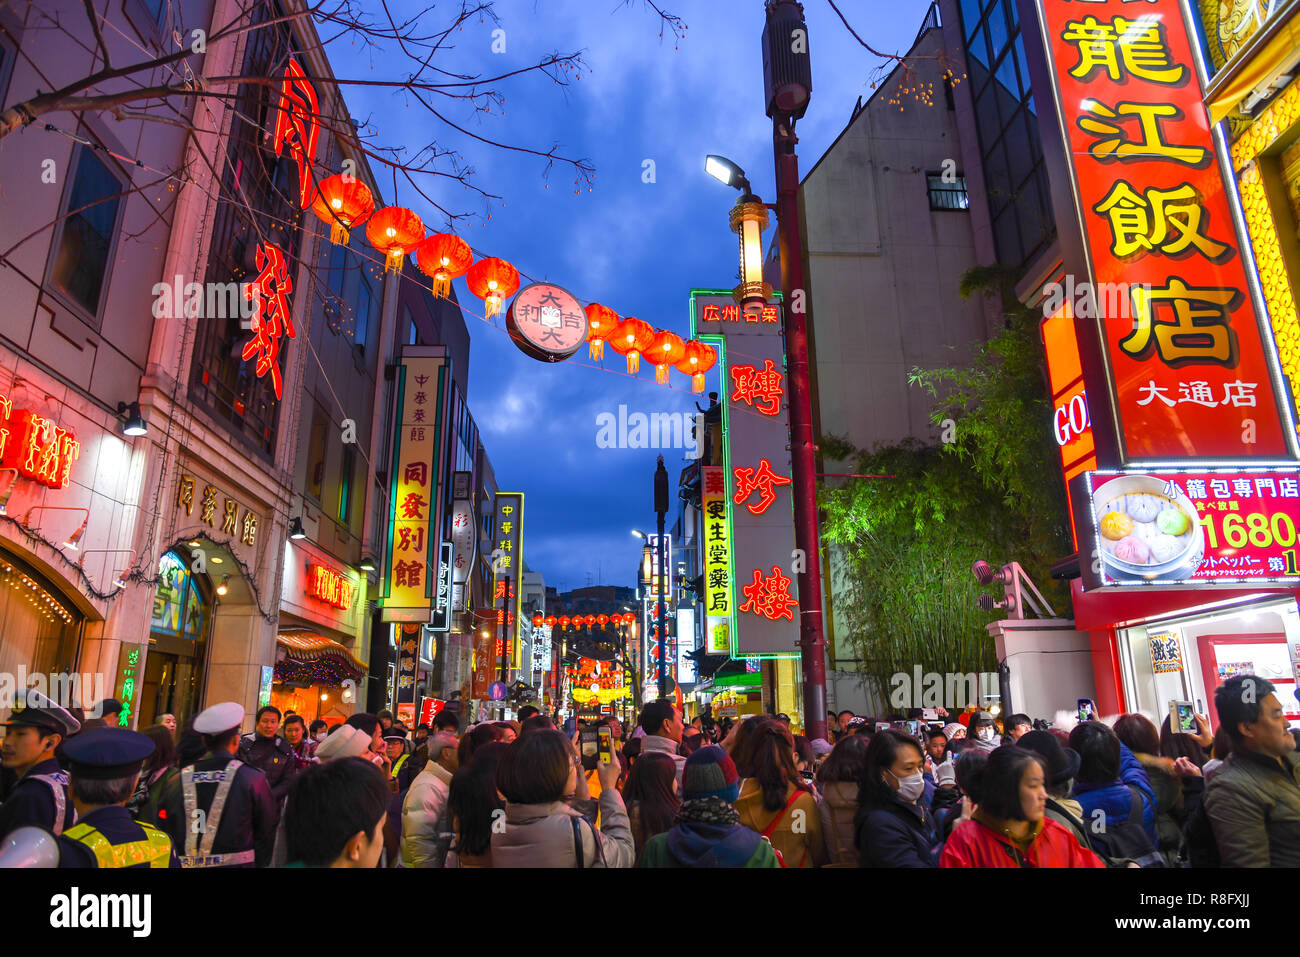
[306,563,356,611]
[272,58,321,210]
[739,565,798,621]
[0,397,79,490]
[242,241,296,399]
[733,458,791,516]
[730,359,784,416]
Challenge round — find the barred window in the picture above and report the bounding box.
[926,173,970,211]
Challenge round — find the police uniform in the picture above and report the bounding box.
[0,692,79,839]
[384,729,409,785]
[237,727,297,806]
[56,728,178,868]
[155,702,276,868]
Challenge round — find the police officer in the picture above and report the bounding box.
[57,728,178,868]
[384,727,409,789]
[0,690,79,839]
[154,702,276,867]
[237,705,297,810]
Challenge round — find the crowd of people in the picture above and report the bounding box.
[2,673,1297,868]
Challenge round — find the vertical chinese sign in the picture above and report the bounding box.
[114,646,143,728]
[692,290,799,658]
[431,541,453,632]
[1033,0,1297,462]
[492,493,524,678]
[702,465,732,655]
[396,622,419,727]
[450,471,476,613]
[382,348,447,622]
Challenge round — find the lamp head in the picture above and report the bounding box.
[705,155,749,192]
[116,401,147,437]
[289,517,307,540]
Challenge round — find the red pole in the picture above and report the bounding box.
[773,127,828,743]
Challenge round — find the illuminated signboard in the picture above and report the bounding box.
[431,542,453,632]
[382,349,447,622]
[492,493,524,670]
[114,646,142,728]
[0,396,79,490]
[506,282,589,362]
[305,562,356,610]
[648,533,673,600]
[1042,292,1099,549]
[396,623,419,718]
[1032,0,1296,462]
[1075,467,1300,587]
[702,466,732,655]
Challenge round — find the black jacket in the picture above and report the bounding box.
[0,758,74,838]
[855,798,940,868]
[58,805,180,868]
[153,750,277,867]
[237,733,298,806]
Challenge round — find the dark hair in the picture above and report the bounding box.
[71,773,137,805]
[309,719,328,736]
[927,729,948,744]
[377,710,394,721]
[1005,713,1032,731]
[639,700,677,736]
[202,727,240,753]
[681,730,706,756]
[140,724,177,779]
[747,720,809,811]
[415,723,430,733]
[345,713,380,738]
[517,705,540,722]
[283,714,305,732]
[621,737,642,767]
[1211,724,1234,761]
[433,711,460,732]
[1216,674,1277,745]
[729,717,765,777]
[954,748,989,801]
[792,734,814,768]
[978,746,1045,821]
[255,705,281,723]
[284,758,389,866]
[1069,721,1121,784]
[496,730,572,805]
[177,718,206,767]
[447,742,508,857]
[837,710,855,720]
[859,729,924,808]
[458,722,505,766]
[816,733,869,784]
[623,752,680,850]
[1114,713,1160,757]
[519,715,555,736]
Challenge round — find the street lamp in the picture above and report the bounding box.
[704,155,773,318]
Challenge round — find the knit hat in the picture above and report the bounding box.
[942,723,965,740]
[810,737,833,757]
[315,725,370,762]
[682,745,740,802]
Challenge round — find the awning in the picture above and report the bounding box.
[709,658,762,690]
[277,630,366,680]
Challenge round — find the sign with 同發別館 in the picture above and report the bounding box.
[382,348,447,622]
[691,290,799,658]
[1030,0,1298,462]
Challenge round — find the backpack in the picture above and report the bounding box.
[1180,796,1220,868]
[1086,785,1165,868]
[1044,798,1094,853]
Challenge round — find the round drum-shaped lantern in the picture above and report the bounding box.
[366,206,424,273]
[609,317,655,374]
[584,303,620,361]
[650,330,686,385]
[466,257,520,319]
[311,174,375,246]
[505,282,588,362]
[413,233,473,298]
[675,340,717,394]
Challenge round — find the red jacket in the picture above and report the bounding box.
[940,815,1106,868]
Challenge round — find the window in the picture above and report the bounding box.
[338,445,355,524]
[355,274,372,352]
[49,147,123,321]
[927,173,970,211]
[306,401,328,502]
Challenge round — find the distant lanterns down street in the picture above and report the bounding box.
[584,303,620,360]
[366,206,423,273]
[311,173,374,246]
[414,233,473,298]
[677,339,717,393]
[467,257,520,319]
[610,317,655,374]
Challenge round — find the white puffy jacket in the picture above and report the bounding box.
[401,761,454,868]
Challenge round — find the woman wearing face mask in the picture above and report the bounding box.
[854,730,940,868]
[310,720,329,745]
[940,746,1106,868]
[965,712,1001,753]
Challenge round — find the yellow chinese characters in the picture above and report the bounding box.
[1093,181,1231,261]
[1061,16,1186,84]
[1120,279,1241,366]
[1078,101,1207,166]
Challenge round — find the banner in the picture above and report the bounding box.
[492,493,524,673]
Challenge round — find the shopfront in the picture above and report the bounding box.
[141,549,213,728]
[0,549,83,684]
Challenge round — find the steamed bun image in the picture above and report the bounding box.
[1148,533,1185,564]
[1113,536,1151,564]
[1125,494,1164,523]
[1156,507,1191,536]
[1100,511,1134,541]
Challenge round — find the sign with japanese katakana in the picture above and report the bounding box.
[1033,0,1296,461]
[506,282,588,362]
[431,541,453,632]
[1074,468,1300,587]
[382,348,447,621]
[691,290,799,657]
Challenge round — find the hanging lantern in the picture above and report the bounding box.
[365,206,424,274]
[544,616,557,627]
[596,614,609,625]
[310,174,375,246]
[675,340,717,394]
[413,233,473,298]
[466,257,520,319]
[609,317,655,374]
[730,197,774,318]
[532,614,544,627]
[584,614,597,626]
[558,615,571,629]
[650,330,686,385]
[584,303,620,360]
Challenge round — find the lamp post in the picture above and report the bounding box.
[653,456,669,702]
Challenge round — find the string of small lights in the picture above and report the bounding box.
[0,558,75,625]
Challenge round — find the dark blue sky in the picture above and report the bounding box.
[330,0,933,591]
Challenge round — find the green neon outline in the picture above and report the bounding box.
[381,363,407,601]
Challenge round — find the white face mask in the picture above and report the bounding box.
[977,727,995,742]
[315,731,328,743]
[887,769,925,803]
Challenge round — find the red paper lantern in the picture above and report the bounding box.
[609,317,655,374]
[558,615,571,628]
[311,174,375,246]
[584,614,596,625]
[466,257,520,319]
[414,233,473,298]
[532,614,544,627]
[650,330,686,385]
[544,616,557,627]
[365,206,424,273]
[584,303,620,361]
[675,339,717,394]
[596,614,609,625]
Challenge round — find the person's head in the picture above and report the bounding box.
[969,711,997,743]
[384,733,406,763]
[432,711,460,735]
[203,727,241,755]
[517,705,540,723]
[680,729,706,755]
[447,742,508,857]
[255,706,281,739]
[639,700,683,743]
[1113,713,1161,757]
[2,723,63,774]
[1216,675,1293,758]
[1158,715,1208,766]
[748,719,804,812]
[837,710,855,733]
[429,732,459,772]
[98,699,124,724]
[414,724,430,745]
[1003,714,1033,742]
[816,732,870,785]
[345,713,383,752]
[729,715,766,777]
[377,710,394,730]
[309,719,328,743]
[493,721,518,745]
[925,731,948,762]
[1069,720,1121,784]
[284,758,389,867]
[860,729,925,808]
[624,751,680,843]
[140,724,177,777]
[496,729,574,805]
[681,745,740,802]
[979,746,1047,823]
[520,714,555,736]
[954,748,989,801]
[459,722,506,765]
[1211,723,1234,761]
[70,770,139,809]
[943,722,966,742]
[792,734,814,772]
[1014,729,1080,800]
[283,714,306,746]
[158,713,177,734]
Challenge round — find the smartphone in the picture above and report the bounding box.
[1169,700,1196,734]
[904,719,920,737]
[1077,698,1097,723]
[580,729,599,772]
[875,722,889,732]
[799,769,815,782]
[921,708,939,721]
[597,725,614,765]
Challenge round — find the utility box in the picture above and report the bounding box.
[988,617,1096,723]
